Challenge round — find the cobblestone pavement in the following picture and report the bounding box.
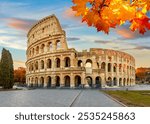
[0,89,123,107]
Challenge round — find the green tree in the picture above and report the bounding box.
[0,48,14,89]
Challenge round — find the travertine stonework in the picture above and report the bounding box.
[26,15,135,88]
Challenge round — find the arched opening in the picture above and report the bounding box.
[41,60,44,69]
[40,77,44,87]
[123,78,126,86]
[85,59,92,68]
[28,78,30,86]
[64,57,71,67]
[75,76,81,87]
[97,62,99,68]
[119,78,122,86]
[35,77,38,87]
[95,76,102,88]
[78,60,83,67]
[86,76,93,87]
[64,76,70,87]
[31,64,34,71]
[101,62,106,70]
[41,44,45,53]
[48,42,52,51]
[127,78,129,86]
[56,40,61,50]
[36,46,39,54]
[47,59,52,69]
[113,77,117,86]
[56,76,60,87]
[113,63,117,72]
[47,76,51,88]
[31,78,34,87]
[107,77,112,86]
[35,61,38,70]
[130,79,132,85]
[108,63,111,72]
[56,58,60,68]
[119,64,122,72]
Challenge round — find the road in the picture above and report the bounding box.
[0,89,123,107]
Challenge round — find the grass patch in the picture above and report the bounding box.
[103,90,150,107]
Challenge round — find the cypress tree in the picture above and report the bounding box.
[0,48,14,89]
[8,51,14,88]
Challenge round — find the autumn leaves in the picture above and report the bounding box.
[72,0,150,34]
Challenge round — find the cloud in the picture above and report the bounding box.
[67,37,80,41]
[63,8,77,19]
[120,46,150,51]
[0,38,26,50]
[3,18,37,32]
[116,25,150,40]
[94,40,113,44]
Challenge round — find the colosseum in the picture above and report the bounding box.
[26,15,136,88]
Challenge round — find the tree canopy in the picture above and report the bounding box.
[72,0,150,34]
[0,48,14,89]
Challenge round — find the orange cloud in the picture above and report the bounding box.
[63,8,76,18]
[116,28,135,39]
[3,18,37,31]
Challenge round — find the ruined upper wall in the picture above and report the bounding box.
[27,15,65,45]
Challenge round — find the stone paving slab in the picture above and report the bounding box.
[0,89,123,107]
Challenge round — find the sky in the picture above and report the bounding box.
[0,0,150,69]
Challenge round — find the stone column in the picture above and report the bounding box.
[71,53,74,67]
[61,56,64,68]
[51,76,56,87]
[105,62,108,80]
[70,73,75,88]
[60,74,64,87]
[52,57,55,69]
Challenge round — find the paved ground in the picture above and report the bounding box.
[0,89,123,107]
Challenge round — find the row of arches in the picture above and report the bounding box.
[106,77,134,86]
[28,40,61,58]
[78,60,134,74]
[28,76,102,88]
[29,57,71,71]
[29,58,135,74]
[28,75,134,88]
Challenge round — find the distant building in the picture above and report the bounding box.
[26,15,136,88]
[136,68,150,83]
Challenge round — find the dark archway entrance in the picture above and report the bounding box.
[64,76,70,87]
[75,76,81,87]
[119,78,122,86]
[35,77,38,87]
[40,77,44,87]
[56,76,60,87]
[47,76,51,88]
[123,78,126,86]
[86,76,93,87]
[95,76,102,88]
[107,77,112,86]
[113,77,117,86]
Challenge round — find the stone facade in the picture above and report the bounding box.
[26,15,136,88]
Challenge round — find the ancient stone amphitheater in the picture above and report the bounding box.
[26,15,135,88]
